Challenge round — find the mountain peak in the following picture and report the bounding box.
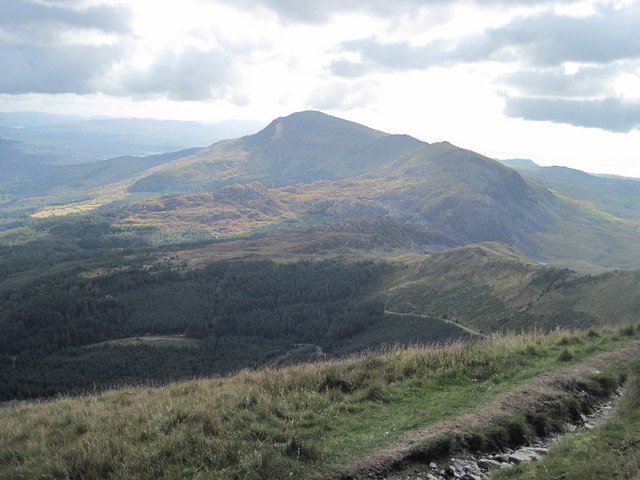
[247,110,388,147]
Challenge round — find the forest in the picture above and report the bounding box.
[0,203,484,401]
[0,238,470,401]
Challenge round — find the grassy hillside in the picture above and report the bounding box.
[1,327,639,480]
[2,209,639,401]
[383,242,640,333]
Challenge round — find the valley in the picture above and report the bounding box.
[2,111,640,400]
[1,110,639,479]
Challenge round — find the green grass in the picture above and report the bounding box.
[494,372,640,480]
[0,327,639,480]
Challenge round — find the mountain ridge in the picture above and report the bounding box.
[127,110,426,193]
[2,110,640,271]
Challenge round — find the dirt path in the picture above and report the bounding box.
[322,340,640,480]
[385,310,487,338]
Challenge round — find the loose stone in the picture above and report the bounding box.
[477,458,502,470]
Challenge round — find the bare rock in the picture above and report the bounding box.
[477,458,502,470]
[508,448,540,463]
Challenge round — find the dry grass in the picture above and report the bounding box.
[1,327,638,480]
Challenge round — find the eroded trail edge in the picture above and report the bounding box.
[323,340,640,480]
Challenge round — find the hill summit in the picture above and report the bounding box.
[128,111,425,193]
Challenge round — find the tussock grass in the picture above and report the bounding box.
[0,327,638,480]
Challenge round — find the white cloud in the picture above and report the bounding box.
[308,81,377,111]
[499,65,619,97]
[504,96,640,132]
[116,46,238,101]
[1,0,640,176]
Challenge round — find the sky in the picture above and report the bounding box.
[1,0,639,177]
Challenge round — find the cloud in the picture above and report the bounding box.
[308,81,376,110]
[0,44,124,94]
[119,47,237,101]
[0,0,132,42]
[500,66,619,97]
[329,37,453,77]
[474,3,640,66]
[0,1,133,96]
[226,0,576,24]
[226,0,428,24]
[504,96,640,132]
[331,3,640,76]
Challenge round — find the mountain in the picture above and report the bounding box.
[3,110,640,270]
[127,111,425,193]
[499,158,640,221]
[2,110,640,478]
[368,142,558,249]
[123,131,555,247]
[118,125,639,270]
[2,110,640,402]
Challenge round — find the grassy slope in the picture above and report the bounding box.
[148,238,640,336]
[495,372,640,480]
[512,164,640,221]
[381,242,640,333]
[1,327,639,480]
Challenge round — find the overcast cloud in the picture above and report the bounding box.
[0,43,125,94]
[119,47,238,102]
[499,67,619,98]
[332,2,640,73]
[505,96,640,132]
[1,0,640,176]
[0,0,131,41]
[228,0,578,24]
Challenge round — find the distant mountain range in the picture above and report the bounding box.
[0,111,263,165]
[2,110,640,273]
[499,158,640,221]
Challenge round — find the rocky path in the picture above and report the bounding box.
[383,389,622,480]
[322,340,640,480]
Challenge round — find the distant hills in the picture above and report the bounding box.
[0,111,263,165]
[2,110,640,271]
[499,158,640,221]
[110,112,639,271]
[2,110,640,400]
